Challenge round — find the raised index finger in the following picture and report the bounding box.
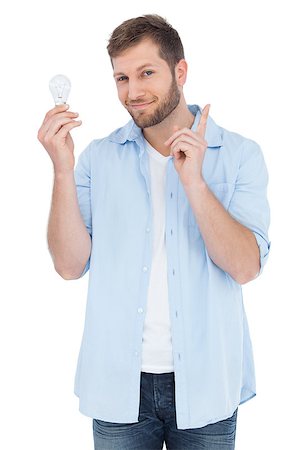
[197,104,210,138]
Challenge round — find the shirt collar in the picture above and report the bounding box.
[108,104,223,148]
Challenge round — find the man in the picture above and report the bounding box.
[38,14,270,450]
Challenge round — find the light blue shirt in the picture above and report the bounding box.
[74,104,270,429]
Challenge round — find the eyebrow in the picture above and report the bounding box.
[113,63,159,78]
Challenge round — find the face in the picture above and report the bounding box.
[112,39,181,128]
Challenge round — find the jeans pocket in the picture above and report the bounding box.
[93,418,132,437]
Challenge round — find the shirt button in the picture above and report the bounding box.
[170,229,173,235]
[138,307,143,314]
[146,227,150,233]
[142,266,148,272]
[134,351,139,357]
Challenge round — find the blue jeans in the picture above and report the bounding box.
[93,372,238,450]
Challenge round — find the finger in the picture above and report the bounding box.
[172,142,192,158]
[44,116,80,139]
[164,127,200,147]
[169,134,202,151]
[197,104,210,138]
[42,104,70,125]
[44,111,79,130]
[55,120,82,139]
[39,112,79,140]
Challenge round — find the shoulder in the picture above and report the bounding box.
[218,124,263,165]
[77,120,131,159]
[84,119,137,156]
[221,124,260,150]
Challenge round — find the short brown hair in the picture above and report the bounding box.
[107,14,185,72]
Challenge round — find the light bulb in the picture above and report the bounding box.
[49,74,71,105]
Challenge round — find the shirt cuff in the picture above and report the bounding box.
[80,257,90,278]
[253,231,271,277]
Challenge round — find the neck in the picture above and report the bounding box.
[142,97,195,156]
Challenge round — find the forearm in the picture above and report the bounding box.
[185,181,260,284]
[47,171,91,279]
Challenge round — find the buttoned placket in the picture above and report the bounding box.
[129,138,190,426]
[165,158,190,426]
[132,139,153,363]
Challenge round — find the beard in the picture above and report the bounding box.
[126,76,180,129]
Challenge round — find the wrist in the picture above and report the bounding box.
[183,177,207,191]
[53,167,74,179]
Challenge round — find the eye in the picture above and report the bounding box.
[116,75,128,82]
[143,70,153,77]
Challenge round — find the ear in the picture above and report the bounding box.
[175,59,188,87]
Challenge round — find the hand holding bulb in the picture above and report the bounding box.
[37,74,82,174]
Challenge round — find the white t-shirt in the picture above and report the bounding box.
[141,140,174,373]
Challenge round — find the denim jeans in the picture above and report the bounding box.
[93,372,238,450]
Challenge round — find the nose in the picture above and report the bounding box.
[127,79,146,101]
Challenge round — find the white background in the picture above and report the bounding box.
[0,0,299,449]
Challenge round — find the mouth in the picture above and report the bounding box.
[128,101,155,111]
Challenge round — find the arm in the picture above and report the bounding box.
[47,171,91,279]
[38,104,91,279]
[165,105,270,284]
[184,181,259,284]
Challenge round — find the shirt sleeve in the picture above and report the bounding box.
[74,141,93,277]
[228,139,271,276]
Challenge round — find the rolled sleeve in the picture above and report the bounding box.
[253,231,271,276]
[74,142,93,277]
[79,258,90,278]
[228,139,271,276]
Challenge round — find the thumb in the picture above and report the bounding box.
[171,125,180,159]
[170,125,180,158]
[164,125,180,147]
